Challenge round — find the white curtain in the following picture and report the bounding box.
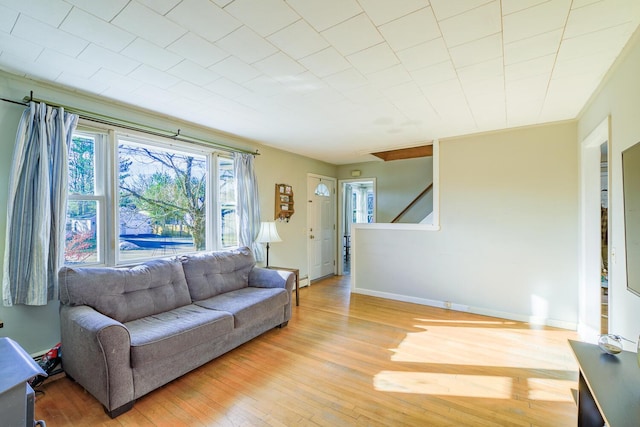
[234,152,264,261]
[2,102,79,306]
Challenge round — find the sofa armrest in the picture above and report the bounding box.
[60,304,134,415]
[249,267,294,293]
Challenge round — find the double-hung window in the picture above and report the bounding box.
[65,127,238,266]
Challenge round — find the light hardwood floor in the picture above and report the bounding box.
[35,275,580,426]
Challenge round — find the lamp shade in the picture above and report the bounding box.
[255,222,282,243]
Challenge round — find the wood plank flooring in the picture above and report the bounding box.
[35,275,579,426]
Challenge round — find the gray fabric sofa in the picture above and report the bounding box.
[58,247,294,418]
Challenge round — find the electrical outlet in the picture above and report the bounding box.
[444,301,452,309]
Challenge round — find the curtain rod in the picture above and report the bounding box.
[0,92,258,156]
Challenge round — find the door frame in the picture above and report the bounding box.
[337,177,377,275]
[307,173,337,282]
[579,117,610,338]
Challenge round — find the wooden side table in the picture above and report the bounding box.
[268,266,299,306]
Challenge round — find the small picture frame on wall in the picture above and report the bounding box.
[285,185,292,194]
[279,185,285,193]
[280,195,289,202]
[281,204,289,211]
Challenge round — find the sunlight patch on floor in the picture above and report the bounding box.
[373,371,575,402]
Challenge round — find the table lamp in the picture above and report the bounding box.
[255,221,281,267]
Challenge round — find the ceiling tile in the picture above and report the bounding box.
[438,1,501,47]
[212,0,233,7]
[1,52,60,81]
[167,0,241,43]
[121,38,183,71]
[37,48,99,78]
[323,68,368,91]
[0,5,18,32]
[60,7,135,52]
[558,23,633,62]
[55,70,109,94]
[358,0,429,25]
[423,79,473,122]
[129,64,180,89]
[267,20,329,60]
[564,0,635,39]
[503,0,571,44]
[112,2,186,48]
[167,32,229,68]
[286,0,362,31]
[137,0,182,15]
[506,74,549,103]
[253,51,306,79]
[379,7,441,51]
[224,0,300,37]
[77,43,140,75]
[0,31,43,61]
[206,77,253,99]
[505,54,555,82]
[280,71,328,94]
[216,26,278,63]
[343,85,384,104]
[243,76,286,96]
[12,14,88,57]
[209,56,261,84]
[457,57,503,85]
[411,61,457,87]
[501,0,548,15]
[449,33,502,68]
[93,69,144,93]
[397,37,449,71]
[300,47,351,77]
[64,0,128,21]
[168,80,216,101]
[1,0,71,27]
[167,60,221,86]
[503,29,562,65]
[430,0,494,20]
[347,43,399,75]
[367,64,412,89]
[322,13,383,56]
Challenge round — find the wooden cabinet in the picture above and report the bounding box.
[275,184,294,221]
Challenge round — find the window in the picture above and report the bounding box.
[64,128,238,266]
[65,131,105,265]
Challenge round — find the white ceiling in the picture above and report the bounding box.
[0,0,638,164]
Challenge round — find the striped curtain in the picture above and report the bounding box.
[2,102,78,306]
[234,152,264,262]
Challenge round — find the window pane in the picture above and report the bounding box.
[118,140,207,261]
[68,135,95,195]
[65,200,98,264]
[219,157,237,248]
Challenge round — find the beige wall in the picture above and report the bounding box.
[336,156,433,223]
[0,72,333,354]
[578,27,640,345]
[353,121,580,327]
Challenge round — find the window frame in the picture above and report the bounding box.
[66,122,238,267]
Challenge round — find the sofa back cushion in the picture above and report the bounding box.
[59,258,192,323]
[180,247,255,301]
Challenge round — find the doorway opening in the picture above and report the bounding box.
[339,179,376,275]
[579,117,610,338]
[600,142,609,334]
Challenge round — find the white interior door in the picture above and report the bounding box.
[307,175,336,281]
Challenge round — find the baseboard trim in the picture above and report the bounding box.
[352,288,577,330]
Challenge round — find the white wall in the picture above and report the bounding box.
[353,122,579,328]
[578,27,640,347]
[0,72,333,354]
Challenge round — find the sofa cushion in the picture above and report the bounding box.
[180,247,256,301]
[126,304,233,367]
[58,258,192,323]
[195,287,288,328]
